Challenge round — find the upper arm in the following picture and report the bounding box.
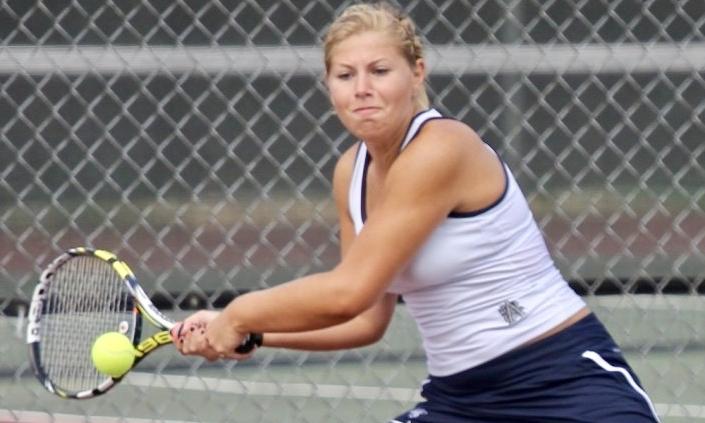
[332,121,485,310]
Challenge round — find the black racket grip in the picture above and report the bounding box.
[235,332,263,354]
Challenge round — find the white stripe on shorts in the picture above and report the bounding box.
[582,350,661,422]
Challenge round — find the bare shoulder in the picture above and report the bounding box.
[391,118,504,212]
[420,118,484,150]
[398,118,486,171]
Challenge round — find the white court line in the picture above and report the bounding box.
[588,294,705,311]
[126,372,422,402]
[125,372,705,419]
[660,404,705,419]
[0,408,198,423]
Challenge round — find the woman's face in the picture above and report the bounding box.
[326,30,425,142]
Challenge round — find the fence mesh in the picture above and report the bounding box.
[1,1,704,422]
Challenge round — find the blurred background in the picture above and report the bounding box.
[1,0,703,422]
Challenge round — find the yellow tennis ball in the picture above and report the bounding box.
[91,332,135,377]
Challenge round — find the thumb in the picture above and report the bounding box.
[169,322,185,343]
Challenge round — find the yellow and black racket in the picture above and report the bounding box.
[26,247,262,399]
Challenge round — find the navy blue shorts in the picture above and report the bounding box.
[391,314,660,423]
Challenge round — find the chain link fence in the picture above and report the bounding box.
[1,1,704,422]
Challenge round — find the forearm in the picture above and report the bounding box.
[261,293,397,350]
[222,270,377,335]
[262,322,379,351]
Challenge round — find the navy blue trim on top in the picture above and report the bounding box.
[361,151,371,223]
[448,157,509,218]
[402,116,448,149]
[406,108,434,136]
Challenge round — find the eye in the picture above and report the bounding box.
[372,67,389,75]
[336,71,352,80]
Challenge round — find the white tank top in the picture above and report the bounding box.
[348,109,586,376]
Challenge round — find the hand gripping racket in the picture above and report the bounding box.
[26,247,262,399]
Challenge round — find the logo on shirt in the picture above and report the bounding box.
[498,300,525,325]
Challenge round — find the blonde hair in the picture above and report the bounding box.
[323,2,430,110]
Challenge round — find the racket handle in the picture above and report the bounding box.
[235,332,263,354]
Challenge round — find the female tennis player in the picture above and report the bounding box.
[172,2,660,422]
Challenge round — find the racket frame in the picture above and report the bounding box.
[27,247,261,399]
[26,248,147,398]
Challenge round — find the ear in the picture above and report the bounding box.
[412,58,426,91]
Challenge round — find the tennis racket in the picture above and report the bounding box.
[26,247,262,399]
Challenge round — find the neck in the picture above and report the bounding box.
[364,107,423,172]
[365,131,404,172]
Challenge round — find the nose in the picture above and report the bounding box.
[354,72,372,97]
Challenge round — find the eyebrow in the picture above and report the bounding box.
[331,58,392,69]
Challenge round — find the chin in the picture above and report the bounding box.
[341,115,375,133]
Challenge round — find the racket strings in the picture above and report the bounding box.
[41,256,134,392]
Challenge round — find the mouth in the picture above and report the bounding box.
[352,106,380,116]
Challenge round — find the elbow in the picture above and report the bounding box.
[364,325,387,344]
[328,292,370,322]
[325,272,378,322]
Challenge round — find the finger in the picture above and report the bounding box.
[220,349,256,361]
[178,326,197,353]
[181,327,209,356]
[205,351,221,362]
[182,320,204,334]
[203,332,230,356]
[204,330,251,358]
[185,310,217,327]
[169,322,184,344]
[199,327,230,356]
